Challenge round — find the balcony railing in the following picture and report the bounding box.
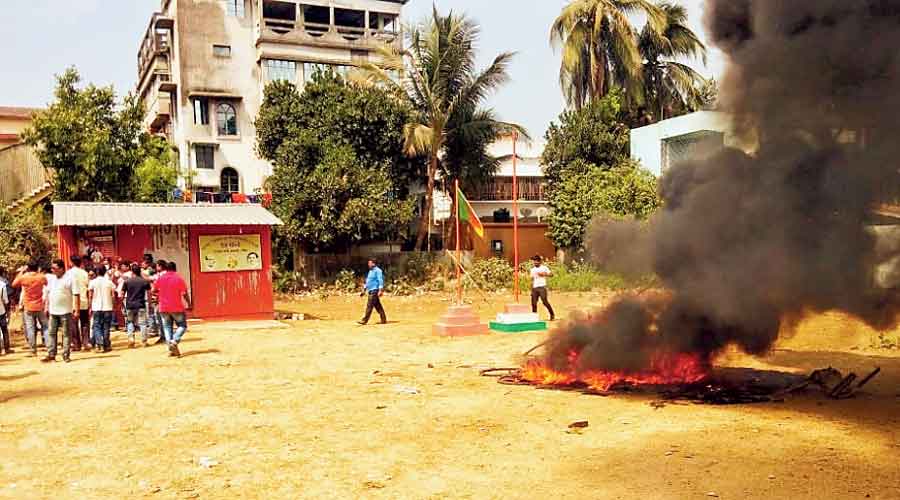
[473,178,547,202]
[259,18,400,50]
[138,31,171,80]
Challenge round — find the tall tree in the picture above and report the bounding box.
[542,91,659,250]
[255,73,415,253]
[551,0,664,110]
[637,1,708,122]
[356,8,526,250]
[22,67,174,202]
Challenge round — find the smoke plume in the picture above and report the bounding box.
[543,0,900,373]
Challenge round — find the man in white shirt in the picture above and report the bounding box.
[68,255,90,351]
[529,255,556,321]
[88,265,116,353]
[45,259,79,363]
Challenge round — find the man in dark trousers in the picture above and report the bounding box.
[357,258,387,325]
[529,255,555,321]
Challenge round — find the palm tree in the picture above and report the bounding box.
[356,8,526,250]
[638,1,708,122]
[551,0,664,109]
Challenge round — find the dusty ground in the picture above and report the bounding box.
[0,291,898,499]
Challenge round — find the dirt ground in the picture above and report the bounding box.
[0,291,898,500]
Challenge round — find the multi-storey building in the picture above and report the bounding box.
[136,0,408,197]
[467,137,556,262]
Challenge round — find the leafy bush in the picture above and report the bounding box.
[333,268,359,293]
[0,206,53,272]
[273,267,308,294]
[464,257,514,292]
[513,259,654,293]
[387,276,416,296]
[400,252,433,284]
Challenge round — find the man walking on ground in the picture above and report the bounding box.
[44,259,79,363]
[529,255,555,321]
[68,256,90,351]
[151,260,168,345]
[123,264,151,348]
[12,262,48,355]
[154,261,190,357]
[0,270,9,356]
[357,258,387,325]
[88,266,116,353]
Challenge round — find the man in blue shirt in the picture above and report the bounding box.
[358,258,387,325]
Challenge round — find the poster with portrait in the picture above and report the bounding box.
[77,227,116,265]
[198,234,262,272]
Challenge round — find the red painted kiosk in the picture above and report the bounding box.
[53,202,283,320]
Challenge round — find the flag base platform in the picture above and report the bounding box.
[489,303,548,333]
[433,305,489,337]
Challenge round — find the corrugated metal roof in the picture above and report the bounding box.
[0,106,40,119]
[53,202,283,226]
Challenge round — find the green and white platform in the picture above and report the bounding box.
[489,303,547,333]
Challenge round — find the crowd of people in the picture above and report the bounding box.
[0,254,190,363]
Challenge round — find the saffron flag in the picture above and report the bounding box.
[456,186,484,238]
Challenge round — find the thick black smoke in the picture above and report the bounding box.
[543,0,900,373]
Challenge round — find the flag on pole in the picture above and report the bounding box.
[456,186,484,238]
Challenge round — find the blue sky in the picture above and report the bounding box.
[1,0,723,137]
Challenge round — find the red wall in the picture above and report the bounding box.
[57,224,275,320]
[188,225,274,320]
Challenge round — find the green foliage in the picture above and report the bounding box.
[256,74,416,252]
[542,91,631,186]
[551,0,708,123]
[543,93,660,249]
[462,257,652,293]
[517,260,637,292]
[333,269,358,293]
[132,149,179,203]
[0,206,53,272]
[636,1,709,123]
[398,252,434,284]
[463,257,514,292]
[355,8,524,249]
[547,162,660,249]
[22,67,171,202]
[273,267,308,294]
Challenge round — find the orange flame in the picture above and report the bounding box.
[522,350,709,392]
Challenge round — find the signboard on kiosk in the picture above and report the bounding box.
[198,234,262,272]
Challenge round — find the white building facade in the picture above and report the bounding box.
[629,110,737,177]
[137,0,407,197]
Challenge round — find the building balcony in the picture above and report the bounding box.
[145,85,172,133]
[257,1,402,52]
[472,177,547,202]
[137,14,173,83]
[258,21,401,51]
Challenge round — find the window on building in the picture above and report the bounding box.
[302,4,330,24]
[221,167,240,193]
[264,59,297,83]
[661,131,725,173]
[224,0,245,18]
[216,103,238,136]
[192,98,209,125]
[303,62,350,83]
[195,145,215,169]
[213,45,232,58]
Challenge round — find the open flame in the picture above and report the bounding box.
[521,349,709,392]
